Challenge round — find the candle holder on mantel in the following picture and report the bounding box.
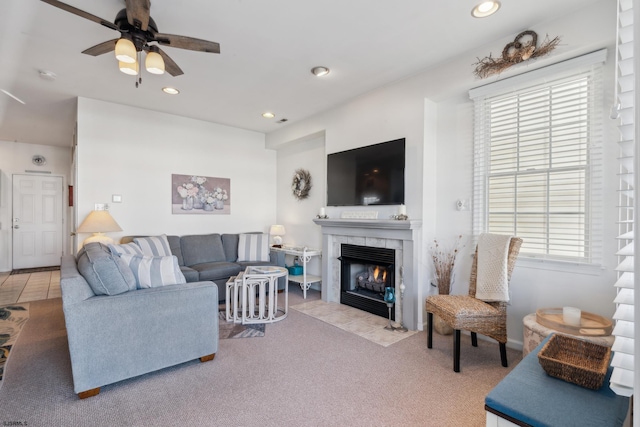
[391,214,408,220]
[316,215,329,219]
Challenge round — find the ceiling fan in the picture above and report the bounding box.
[41,0,220,77]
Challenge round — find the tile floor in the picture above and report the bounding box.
[291,299,418,347]
[0,270,61,306]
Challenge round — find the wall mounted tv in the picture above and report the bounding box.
[327,138,405,206]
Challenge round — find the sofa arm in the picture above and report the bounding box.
[63,281,219,394]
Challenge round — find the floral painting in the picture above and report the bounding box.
[172,174,231,215]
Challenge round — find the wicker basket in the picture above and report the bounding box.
[538,334,611,390]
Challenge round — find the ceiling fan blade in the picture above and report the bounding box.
[125,0,151,31]
[82,39,118,56]
[155,48,184,77]
[154,34,220,54]
[40,0,118,31]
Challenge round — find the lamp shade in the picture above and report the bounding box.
[115,37,136,63]
[77,210,123,233]
[145,48,165,75]
[77,210,123,246]
[269,225,285,247]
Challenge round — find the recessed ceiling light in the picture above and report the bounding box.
[472,1,501,18]
[262,112,275,119]
[162,87,180,95]
[311,66,330,77]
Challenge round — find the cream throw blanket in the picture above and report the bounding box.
[475,233,512,302]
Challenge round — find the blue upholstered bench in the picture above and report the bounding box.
[485,334,630,427]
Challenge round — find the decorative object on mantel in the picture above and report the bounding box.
[316,207,328,219]
[473,30,561,79]
[391,204,408,220]
[291,168,312,200]
[430,235,464,335]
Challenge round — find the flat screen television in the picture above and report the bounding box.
[327,138,405,206]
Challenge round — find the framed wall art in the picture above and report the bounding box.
[171,174,231,215]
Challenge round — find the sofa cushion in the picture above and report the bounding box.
[119,254,187,289]
[76,242,137,296]
[134,235,172,257]
[237,233,270,262]
[181,234,226,266]
[180,266,200,282]
[167,235,184,265]
[221,234,239,262]
[108,242,144,255]
[191,262,242,281]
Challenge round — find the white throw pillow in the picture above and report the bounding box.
[119,254,186,289]
[237,233,270,262]
[108,242,144,255]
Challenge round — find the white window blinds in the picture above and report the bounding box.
[609,0,635,398]
[470,51,605,263]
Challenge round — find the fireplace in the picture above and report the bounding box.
[339,244,395,320]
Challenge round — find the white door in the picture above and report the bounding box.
[12,174,64,269]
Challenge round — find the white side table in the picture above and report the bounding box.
[270,246,321,299]
[241,266,288,324]
[225,272,244,323]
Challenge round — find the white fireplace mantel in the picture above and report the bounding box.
[313,218,423,330]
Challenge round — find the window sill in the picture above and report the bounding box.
[516,257,605,276]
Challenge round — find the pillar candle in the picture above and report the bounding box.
[319,207,326,216]
[399,204,406,215]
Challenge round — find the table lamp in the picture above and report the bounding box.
[77,210,123,246]
[269,225,285,248]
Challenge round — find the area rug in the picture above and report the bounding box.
[0,304,30,386]
[291,300,417,347]
[10,266,59,275]
[218,311,265,339]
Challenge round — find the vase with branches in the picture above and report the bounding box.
[430,235,464,295]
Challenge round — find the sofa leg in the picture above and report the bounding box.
[78,387,100,399]
[200,353,216,362]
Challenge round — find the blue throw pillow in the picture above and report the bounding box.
[76,243,137,295]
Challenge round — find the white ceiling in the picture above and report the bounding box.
[0,0,600,147]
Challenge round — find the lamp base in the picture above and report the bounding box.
[82,233,114,246]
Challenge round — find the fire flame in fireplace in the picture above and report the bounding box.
[373,266,387,283]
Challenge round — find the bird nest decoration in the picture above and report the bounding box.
[291,169,312,200]
[473,30,560,79]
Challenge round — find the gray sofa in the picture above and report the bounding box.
[60,250,219,399]
[121,233,285,296]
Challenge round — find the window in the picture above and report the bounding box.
[471,52,604,263]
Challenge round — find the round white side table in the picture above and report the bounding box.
[522,313,615,357]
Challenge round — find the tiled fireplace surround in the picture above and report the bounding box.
[313,219,423,331]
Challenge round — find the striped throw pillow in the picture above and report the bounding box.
[108,242,144,255]
[134,235,172,257]
[119,254,186,289]
[237,233,270,262]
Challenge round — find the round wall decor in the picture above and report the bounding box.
[32,155,47,166]
[291,169,312,200]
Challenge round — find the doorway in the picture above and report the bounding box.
[12,174,64,269]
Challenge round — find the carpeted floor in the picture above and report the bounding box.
[0,289,522,426]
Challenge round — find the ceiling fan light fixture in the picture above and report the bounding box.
[311,66,330,77]
[115,37,136,63]
[162,87,180,95]
[119,60,138,76]
[471,1,501,18]
[145,50,165,75]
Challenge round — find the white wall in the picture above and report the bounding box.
[0,140,71,272]
[76,98,277,244]
[267,0,617,344]
[275,134,325,277]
